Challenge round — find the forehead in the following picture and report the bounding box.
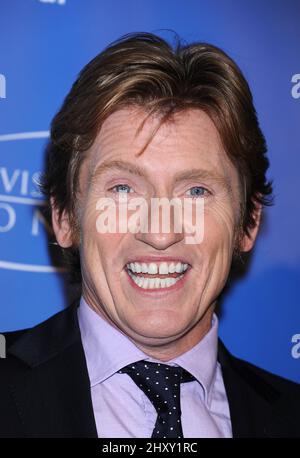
[85,107,239,187]
[91,107,221,160]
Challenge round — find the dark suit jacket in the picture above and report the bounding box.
[1,302,300,438]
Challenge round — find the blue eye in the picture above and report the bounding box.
[111,184,133,193]
[187,186,208,198]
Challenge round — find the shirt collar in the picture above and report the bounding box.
[78,296,219,406]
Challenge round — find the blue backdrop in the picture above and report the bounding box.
[0,0,299,383]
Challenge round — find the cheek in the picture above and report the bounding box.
[206,199,237,241]
[81,208,128,279]
[199,201,237,266]
[191,204,237,304]
[80,202,108,268]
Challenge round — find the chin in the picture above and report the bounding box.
[125,312,189,340]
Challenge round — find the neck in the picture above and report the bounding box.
[130,305,215,362]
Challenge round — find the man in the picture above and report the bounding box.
[1,32,299,438]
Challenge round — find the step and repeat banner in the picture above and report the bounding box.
[0,0,299,383]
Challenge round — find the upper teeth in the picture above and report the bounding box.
[126,261,188,275]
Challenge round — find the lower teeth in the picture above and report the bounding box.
[127,270,184,289]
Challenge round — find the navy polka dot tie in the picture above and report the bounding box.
[118,360,195,438]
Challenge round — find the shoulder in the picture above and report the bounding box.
[0,302,81,375]
[233,352,300,396]
[218,339,300,402]
[219,337,299,382]
[218,339,300,437]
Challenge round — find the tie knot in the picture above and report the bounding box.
[118,360,195,383]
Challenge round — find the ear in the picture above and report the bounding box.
[239,200,262,252]
[51,197,73,248]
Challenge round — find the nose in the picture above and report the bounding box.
[134,197,185,250]
[135,230,184,250]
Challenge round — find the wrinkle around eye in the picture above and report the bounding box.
[108,184,135,194]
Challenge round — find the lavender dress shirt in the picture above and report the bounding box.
[77,296,232,438]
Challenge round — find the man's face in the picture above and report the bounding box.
[63,107,245,357]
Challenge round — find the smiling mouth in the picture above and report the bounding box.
[125,260,190,290]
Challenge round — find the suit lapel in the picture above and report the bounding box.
[218,339,297,438]
[7,303,98,438]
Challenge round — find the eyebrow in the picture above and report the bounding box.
[90,159,232,192]
[173,168,232,191]
[90,160,147,183]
